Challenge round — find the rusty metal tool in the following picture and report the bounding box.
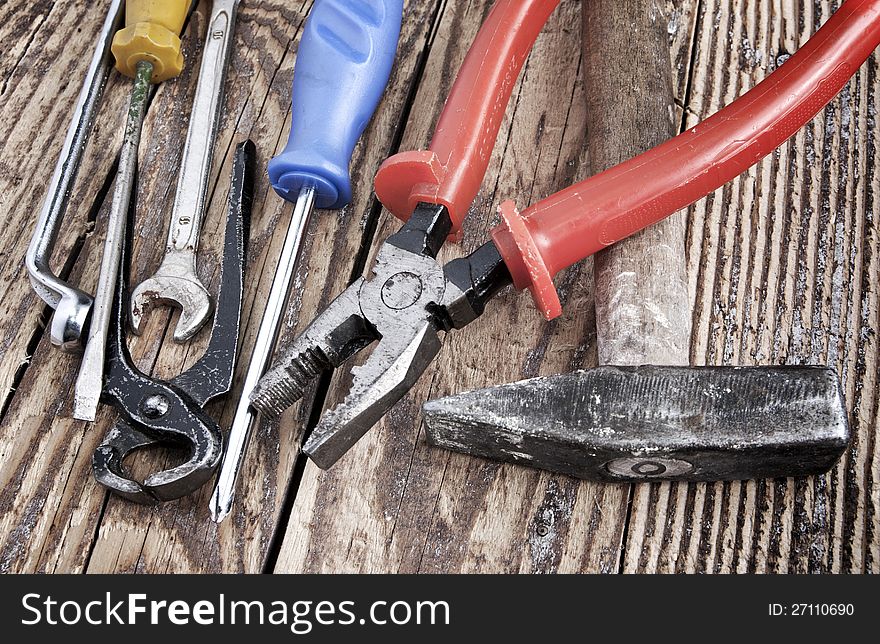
[208,0,404,522]
[130,0,241,343]
[251,0,879,470]
[423,0,849,482]
[92,140,253,504]
[423,367,848,482]
[73,0,191,421]
[26,0,124,354]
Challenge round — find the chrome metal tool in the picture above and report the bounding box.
[130,0,241,343]
[74,60,155,422]
[209,0,404,523]
[26,0,124,354]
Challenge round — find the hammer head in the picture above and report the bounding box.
[423,366,848,482]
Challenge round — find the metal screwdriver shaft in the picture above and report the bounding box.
[210,184,316,522]
[209,0,404,522]
[74,60,152,421]
[71,0,190,421]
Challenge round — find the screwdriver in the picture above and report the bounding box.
[209,0,404,523]
[74,0,190,421]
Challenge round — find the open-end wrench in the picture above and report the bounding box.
[25,0,124,353]
[129,0,240,342]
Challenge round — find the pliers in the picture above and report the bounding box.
[92,141,254,503]
[251,0,880,469]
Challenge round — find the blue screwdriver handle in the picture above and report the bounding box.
[269,0,404,209]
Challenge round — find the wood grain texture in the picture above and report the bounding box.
[583,0,695,579]
[0,0,875,573]
[624,0,879,573]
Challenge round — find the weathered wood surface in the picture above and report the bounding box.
[0,0,876,573]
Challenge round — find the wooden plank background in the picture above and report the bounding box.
[0,0,876,573]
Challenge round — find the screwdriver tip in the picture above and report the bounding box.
[209,491,232,524]
[73,344,105,421]
[72,405,97,423]
[72,388,99,422]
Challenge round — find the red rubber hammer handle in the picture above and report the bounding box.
[375,0,561,234]
[492,0,880,319]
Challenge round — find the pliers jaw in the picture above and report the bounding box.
[303,233,448,466]
[252,203,513,469]
[246,283,374,418]
[303,320,442,468]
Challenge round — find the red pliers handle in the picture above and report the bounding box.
[379,0,880,318]
[376,0,562,233]
[253,0,880,469]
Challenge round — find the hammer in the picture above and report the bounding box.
[422,0,848,481]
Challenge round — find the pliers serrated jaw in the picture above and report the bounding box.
[251,204,473,467]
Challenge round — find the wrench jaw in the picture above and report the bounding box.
[51,287,94,353]
[129,260,213,343]
[123,0,241,346]
[26,255,94,353]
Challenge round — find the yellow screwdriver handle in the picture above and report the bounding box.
[112,0,190,82]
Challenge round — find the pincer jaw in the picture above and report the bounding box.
[93,425,223,504]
